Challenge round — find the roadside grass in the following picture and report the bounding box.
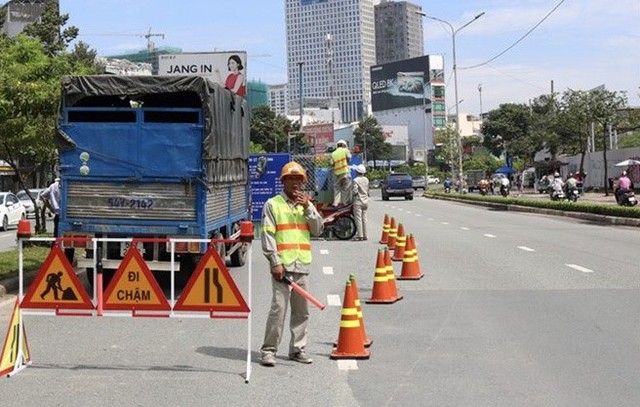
[0,244,52,280]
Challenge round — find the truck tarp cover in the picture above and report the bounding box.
[57,75,249,185]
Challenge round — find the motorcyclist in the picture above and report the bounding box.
[499,176,510,196]
[564,173,578,200]
[478,179,490,195]
[550,172,565,199]
[443,178,453,193]
[615,171,632,203]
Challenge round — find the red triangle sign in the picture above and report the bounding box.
[21,245,93,310]
[174,246,249,313]
[103,244,170,311]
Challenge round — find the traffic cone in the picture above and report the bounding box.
[398,234,424,280]
[411,235,424,275]
[386,217,398,250]
[331,280,370,360]
[349,274,372,347]
[366,249,397,304]
[384,248,403,302]
[392,223,406,261]
[379,214,390,244]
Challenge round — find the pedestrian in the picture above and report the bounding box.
[40,177,61,238]
[260,161,324,367]
[352,164,369,241]
[330,140,352,206]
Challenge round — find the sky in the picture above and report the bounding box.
[50,0,640,116]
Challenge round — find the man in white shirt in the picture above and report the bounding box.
[40,177,61,237]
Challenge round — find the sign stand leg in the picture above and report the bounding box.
[245,244,252,384]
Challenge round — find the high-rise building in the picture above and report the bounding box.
[374,1,424,65]
[285,0,376,124]
[1,0,57,37]
[269,83,289,117]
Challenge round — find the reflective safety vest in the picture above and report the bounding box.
[269,195,312,265]
[331,148,349,176]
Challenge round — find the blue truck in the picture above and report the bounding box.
[56,75,250,286]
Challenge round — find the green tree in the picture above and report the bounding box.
[249,105,293,153]
[434,124,459,179]
[481,103,538,163]
[353,115,391,169]
[22,1,78,56]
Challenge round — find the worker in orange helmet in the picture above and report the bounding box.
[259,161,324,367]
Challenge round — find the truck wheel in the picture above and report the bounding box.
[230,243,247,267]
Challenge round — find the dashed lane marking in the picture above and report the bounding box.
[337,360,359,370]
[566,264,594,273]
[427,218,434,221]
[518,246,535,252]
[484,234,496,238]
[441,222,449,225]
[320,249,329,255]
[327,294,342,307]
[323,266,334,275]
[460,227,470,231]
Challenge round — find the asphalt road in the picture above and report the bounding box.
[1,190,639,406]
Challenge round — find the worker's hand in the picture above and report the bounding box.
[292,190,310,209]
[271,264,285,281]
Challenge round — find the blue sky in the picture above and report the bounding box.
[57,0,639,115]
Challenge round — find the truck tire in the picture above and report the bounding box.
[230,243,247,267]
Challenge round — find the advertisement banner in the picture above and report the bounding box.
[302,123,334,154]
[158,51,248,97]
[249,153,290,221]
[370,55,430,112]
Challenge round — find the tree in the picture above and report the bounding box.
[249,105,293,153]
[68,41,105,73]
[434,124,459,179]
[21,1,78,56]
[481,103,539,164]
[353,115,391,169]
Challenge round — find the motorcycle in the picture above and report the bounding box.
[500,184,510,197]
[478,182,489,196]
[550,189,566,201]
[616,190,638,207]
[316,203,357,240]
[565,187,579,202]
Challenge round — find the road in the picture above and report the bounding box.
[1,191,639,406]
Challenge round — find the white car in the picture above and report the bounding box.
[16,189,46,218]
[0,192,26,231]
[427,175,440,184]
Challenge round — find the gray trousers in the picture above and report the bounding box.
[353,203,367,239]
[333,174,352,206]
[260,273,309,357]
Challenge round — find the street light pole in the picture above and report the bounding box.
[417,11,485,191]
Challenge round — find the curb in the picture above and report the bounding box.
[0,270,38,299]
[426,195,640,227]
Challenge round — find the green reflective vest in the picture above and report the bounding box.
[271,195,312,265]
[332,148,349,176]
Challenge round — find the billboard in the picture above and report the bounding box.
[302,123,334,154]
[370,55,430,112]
[158,51,248,97]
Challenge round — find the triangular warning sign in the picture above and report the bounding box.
[174,246,249,313]
[1,299,31,377]
[21,245,93,310]
[103,245,170,311]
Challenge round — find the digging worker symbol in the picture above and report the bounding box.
[40,271,64,300]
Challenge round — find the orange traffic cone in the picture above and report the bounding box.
[379,214,390,244]
[386,217,398,250]
[366,249,397,304]
[331,280,370,360]
[384,248,403,301]
[392,223,406,261]
[411,235,424,275]
[398,234,424,280]
[350,274,372,347]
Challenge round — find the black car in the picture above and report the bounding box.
[381,173,414,200]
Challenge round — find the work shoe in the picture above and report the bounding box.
[260,353,276,367]
[290,351,313,364]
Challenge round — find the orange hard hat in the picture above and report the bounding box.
[280,161,307,182]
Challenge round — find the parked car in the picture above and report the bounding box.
[412,176,426,190]
[0,192,26,230]
[16,189,46,218]
[369,179,381,189]
[426,175,440,184]
[381,173,414,200]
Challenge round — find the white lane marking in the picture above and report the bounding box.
[460,227,470,231]
[483,234,496,238]
[320,249,329,255]
[518,246,535,252]
[566,264,594,273]
[416,214,422,217]
[441,222,449,225]
[323,266,334,275]
[427,218,434,221]
[327,294,342,307]
[337,360,359,370]
[406,210,412,214]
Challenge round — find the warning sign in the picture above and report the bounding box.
[21,245,93,310]
[103,244,170,311]
[174,246,249,313]
[0,299,30,377]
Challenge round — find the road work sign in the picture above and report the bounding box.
[21,245,93,310]
[174,245,249,313]
[0,299,31,377]
[103,244,170,311]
